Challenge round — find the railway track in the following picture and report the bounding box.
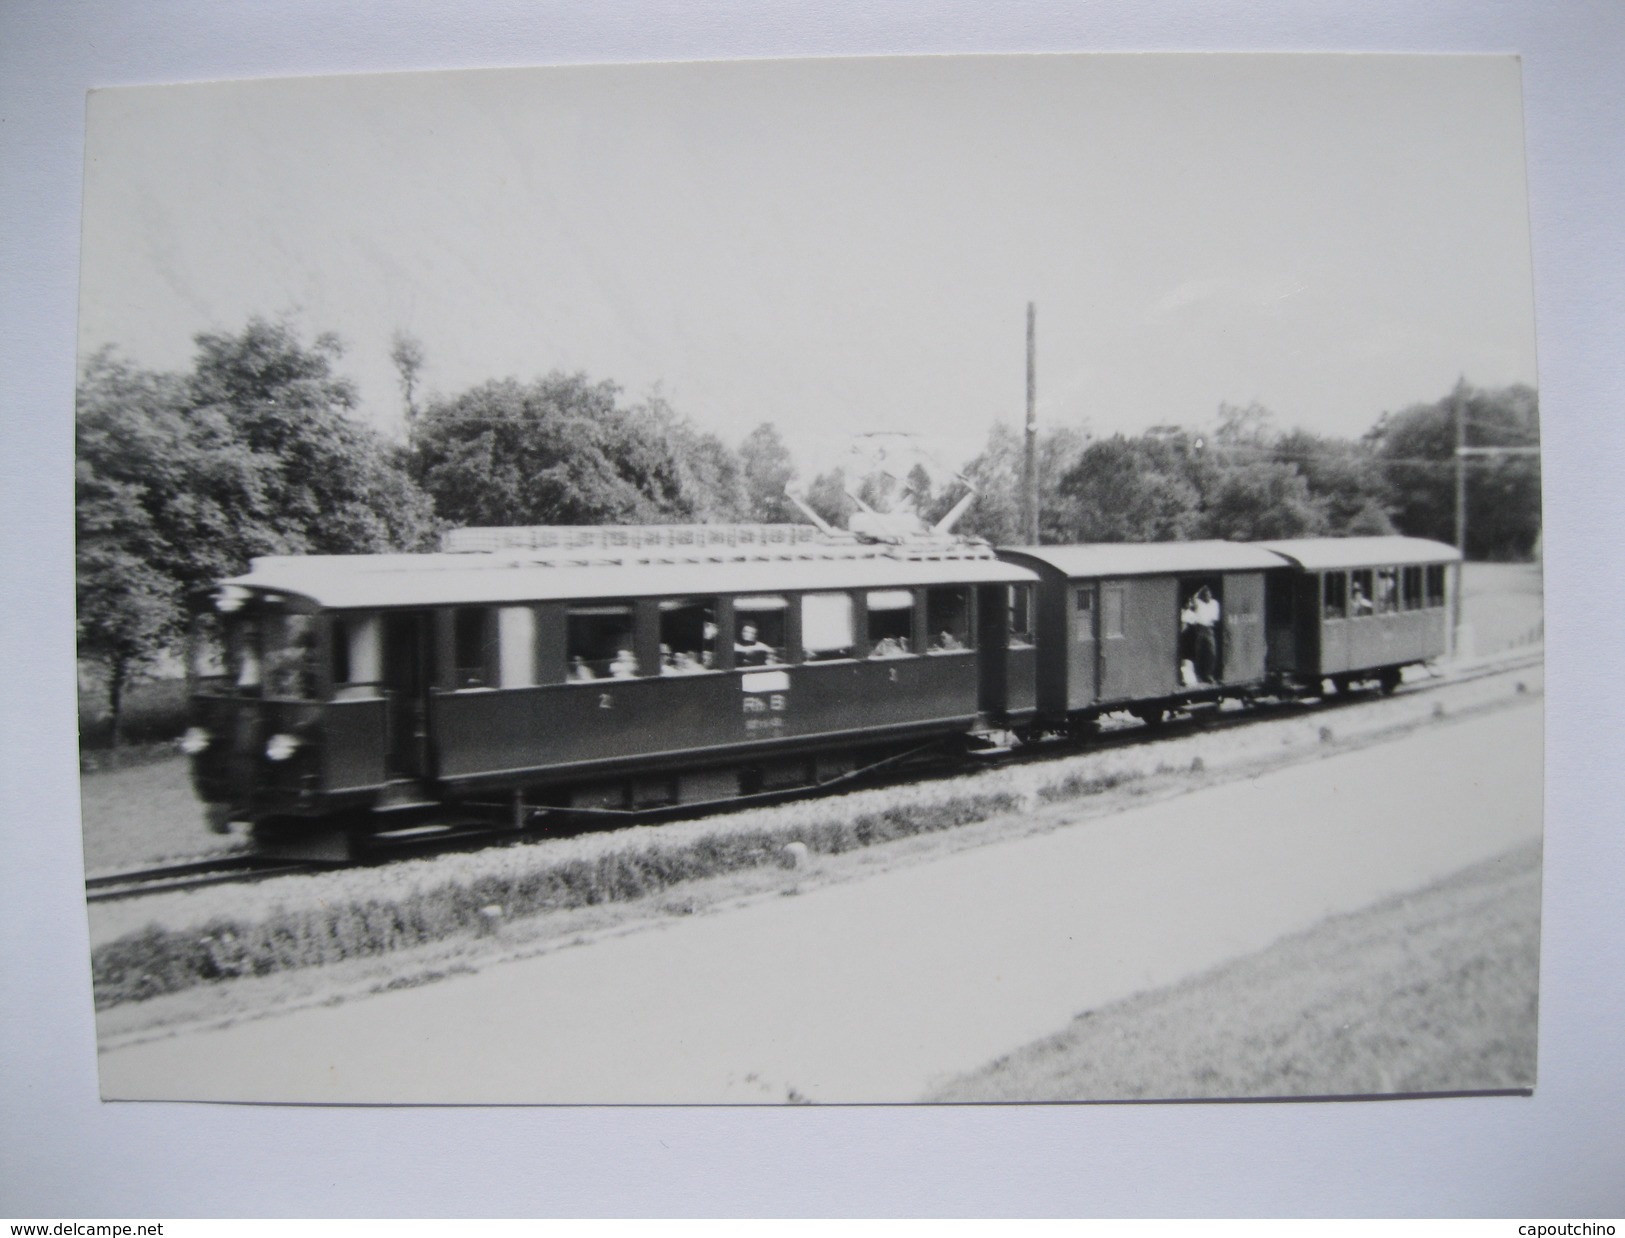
[84,855,324,904]
[85,646,1542,904]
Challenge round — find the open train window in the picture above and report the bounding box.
[659,598,718,673]
[332,613,382,697]
[867,590,916,657]
[1267,577,1295,626]
[1402,565,1424,611]
[1425,565,1447,608]
[188,611,228,691]
[801,591,855,661]
[227,616,262,691]
[261,612,319,700]
[927,586,972,652]
[1375,567,1398,614]
[1323,573,1346,620]
[452,607,497,689]
[1350,569,1375,616]
[1008,584,1035,648]
[567,605,636,680]
[733,595,788,666]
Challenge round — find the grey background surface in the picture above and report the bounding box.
[2,0,1621,1217]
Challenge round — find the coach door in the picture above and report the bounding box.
[1069,583,1098,708]
[381,610,432,779]
[1220,572,1266,685]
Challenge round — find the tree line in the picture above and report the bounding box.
[77,315,1541,742]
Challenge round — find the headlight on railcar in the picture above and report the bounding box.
[265,732,302,762]
[180,726,211,755]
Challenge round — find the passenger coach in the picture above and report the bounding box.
[996,541,1286,728]
[1256,536,1458,695]
[184,524,1039,847]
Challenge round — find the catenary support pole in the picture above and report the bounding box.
[1023,302,1038,545]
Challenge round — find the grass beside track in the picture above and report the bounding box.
[90,787,1028,1007]
[929,841,1541,1101]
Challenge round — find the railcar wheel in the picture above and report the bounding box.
[1135,707,1167,728]
[1379,667,1402,695]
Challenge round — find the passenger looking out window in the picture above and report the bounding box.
[926,587,971,653]
[732,596,788,665]
[867,590,915,658]
[659,599,718,674]
[1350,570,1375,616]
[567,605,636,680]
[1323,573,1347,620]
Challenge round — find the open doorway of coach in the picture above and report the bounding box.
[1176,574,1223,686]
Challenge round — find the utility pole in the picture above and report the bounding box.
[1023,302,1038,544]
[1452,377,1466,653]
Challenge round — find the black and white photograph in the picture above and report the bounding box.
[72,52,1546,1107]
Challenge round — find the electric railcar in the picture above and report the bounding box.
[181,524,1458,856]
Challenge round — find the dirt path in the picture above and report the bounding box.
[98,700,1542,1103]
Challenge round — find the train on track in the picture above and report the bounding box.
[181,521,1459,858]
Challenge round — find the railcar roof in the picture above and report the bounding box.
[227,549,1037,609]
[1253,537,1462,570]
[998,541,1286,578]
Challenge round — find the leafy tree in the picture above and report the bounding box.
[1053,435,1203,543]
[189,318,435,555]
[76,321,436,740]
[1196,458,1329,541]
[1373,381,1541,558]
[956,421,1090,544]
[645,394,748,523]
[1273,428,1395,536]
[390,329,426,427]
[412,373,735,527]
[799,468,852,529]
[738,422,798,523]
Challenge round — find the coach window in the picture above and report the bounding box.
[263,612,319,699]
[867,590,916,657]
[927,586,971,652]
[452,607,498,689]
[1425,565,1447,609]
[801,591,855,661]
[1008,585,1036,648]
[1375,567,1398,614]
[659,598,719,673]
[332,614,382,698]
[226,615,262,692]
[1402,565,1424,611]
[188,611,228,691]
[733,596,788,666]
[1350,569,1376,616]
[1323,573,1347,620]
[1101,586,1125,641]
[567,605,636,680]
[1074,587,1096,644]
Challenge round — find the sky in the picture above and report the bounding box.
[77,53,1539,478]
